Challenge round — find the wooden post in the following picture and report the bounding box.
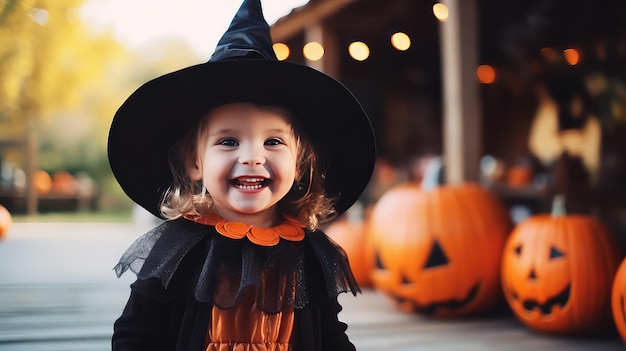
[439,0,482,184]
[25,116,38,215]
[304,24,339,78]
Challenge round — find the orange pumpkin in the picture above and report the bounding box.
[368,182,512,318]
[0,204,12,239]
[612,257,626,343]
[32,170,52,195]
[51,171,77,195]
[506,165,533,188]
[324,215,374,287]
[501,195,622,334]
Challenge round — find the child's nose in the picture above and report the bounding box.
[239,144,265,165]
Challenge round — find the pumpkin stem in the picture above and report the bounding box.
[420,156,444,191]
[551,194,567,217]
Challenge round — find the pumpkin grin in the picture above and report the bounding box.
[500,197,623,333]
[511,284,571,315]
[368,183,512,318]
[412,282,480,315]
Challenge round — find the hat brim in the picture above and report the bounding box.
[108,59,376,219]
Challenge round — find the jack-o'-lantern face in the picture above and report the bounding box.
[503,238,570,316]
[501,214,621,334]
[368,183,511,318]
[374,238,480,316]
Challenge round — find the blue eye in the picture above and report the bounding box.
[218,138,238,146]
[265,138,284,146]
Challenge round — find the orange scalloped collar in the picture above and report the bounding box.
[184,212,305,246]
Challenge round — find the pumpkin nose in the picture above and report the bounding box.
[528,268,537,280]
[424,239,449,268]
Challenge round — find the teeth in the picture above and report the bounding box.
[235,184,263,190]
[233,177,267,190]
[239,177,265,183]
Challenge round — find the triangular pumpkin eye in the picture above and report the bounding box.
[375,251,385,269]
[514,245,522,256]
[550,246,565,259]
[424,239,449,268]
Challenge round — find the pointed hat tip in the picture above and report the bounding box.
[209,0,278,62]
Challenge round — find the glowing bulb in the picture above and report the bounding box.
[303,42,324,61]
[391,32,411,51]
[273,43,290,61]
[348,41,370,61]
[476,65,496,84]
[433,3,449,22]
[563,48,580,65]
[540,47,558,62]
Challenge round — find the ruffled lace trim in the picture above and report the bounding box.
[113,218,360,312]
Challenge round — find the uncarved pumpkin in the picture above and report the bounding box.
[32,170,52,195]
[324,216,374,287]
[501,195,622,334]
[0,204,12,239]
[612,257,626,343]
[506,165,533,188]
[368,182,512,318]
[51,171,77,195]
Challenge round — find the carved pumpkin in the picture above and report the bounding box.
[0,204,12,239]
[368,181,512,318]
[501,195,622,334]
[324,215,374,287]
[612,257,626,343]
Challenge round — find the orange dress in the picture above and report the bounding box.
[206,286,295,351]
[185,213,306,351]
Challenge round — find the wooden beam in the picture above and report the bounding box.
[439,0,482,184]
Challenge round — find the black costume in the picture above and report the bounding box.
[112,218,359,350]
[107,0,376,349]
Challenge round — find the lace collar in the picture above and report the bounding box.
[184,212,306,246]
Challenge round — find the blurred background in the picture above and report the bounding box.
[0,0,311,220]
[1,0,625,230]
[2,0,626,350]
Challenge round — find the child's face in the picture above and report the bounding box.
[192,103,298,225]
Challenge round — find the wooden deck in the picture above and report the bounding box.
[0,222,624,351]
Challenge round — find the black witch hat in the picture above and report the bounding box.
[107,0,376,219]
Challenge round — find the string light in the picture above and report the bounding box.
[540,47,559,62]
[433,3,448,22]
[391,32,411,51]
[348,41,370,61]
[563,48,580,65]
[272,43,290,61]
[476,65,496,84]
[303,42,324,61]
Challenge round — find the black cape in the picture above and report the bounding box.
[112,218,360,351]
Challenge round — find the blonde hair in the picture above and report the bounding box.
[160,105,335,229]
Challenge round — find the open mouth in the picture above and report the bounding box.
[412,282,480,315]
[511,284,570,315]
[231,177,270,190]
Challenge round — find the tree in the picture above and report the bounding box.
[0,0,124,214]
